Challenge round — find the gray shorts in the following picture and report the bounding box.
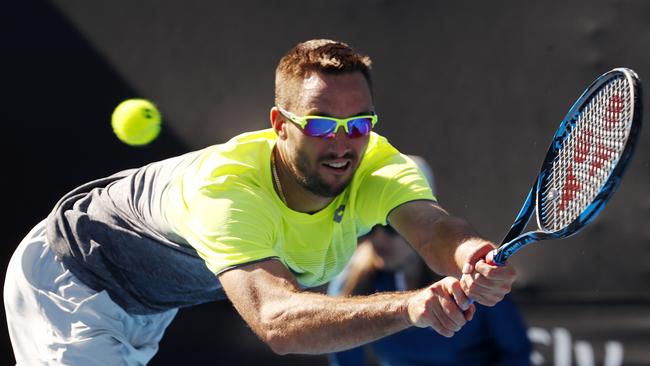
[4,220,178,365]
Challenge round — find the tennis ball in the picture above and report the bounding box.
[111,98,161,146]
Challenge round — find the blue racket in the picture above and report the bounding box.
[491,67,642,265]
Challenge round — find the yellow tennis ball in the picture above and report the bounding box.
[111,99,161,146]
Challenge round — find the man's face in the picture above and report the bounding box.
[280,71,373,197]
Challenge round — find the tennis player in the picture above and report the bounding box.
[4,39,516,365]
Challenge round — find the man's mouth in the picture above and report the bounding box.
[322,160,351,171]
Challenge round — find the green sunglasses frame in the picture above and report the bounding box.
[276,105,378,138]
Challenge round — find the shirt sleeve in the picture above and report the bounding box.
[354,141,437,231]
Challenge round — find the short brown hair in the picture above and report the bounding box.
[275,39,373,110]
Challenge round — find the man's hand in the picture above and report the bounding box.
[459,241,517,306]
[407,277,475,337]
[387,201,517,307]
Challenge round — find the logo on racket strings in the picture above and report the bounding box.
[558,93,624,212]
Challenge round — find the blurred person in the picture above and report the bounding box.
[4,39,516,365]
[328,157,532,366]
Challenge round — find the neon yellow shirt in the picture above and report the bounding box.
[164,129,435,288]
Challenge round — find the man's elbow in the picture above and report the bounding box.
[263,330,295,355]
[257,308,301,355]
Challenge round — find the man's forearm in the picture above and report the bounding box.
[220,261,414,355]
[258,290,412,354]
[388,200,488,277]
[416,214,489,276]
[220,259,470,355]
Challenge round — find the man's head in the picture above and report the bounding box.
[275,39,373,111]
[271,40,376,204]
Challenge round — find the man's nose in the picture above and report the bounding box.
[329,127,352,152]
[332,125,358,141]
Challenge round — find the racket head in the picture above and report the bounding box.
[535,67,642,238]
[493,68,642,266]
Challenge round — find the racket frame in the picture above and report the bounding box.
[492,68,643,265]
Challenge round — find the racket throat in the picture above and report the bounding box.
[494,232,547,265]
[501,186,536,245]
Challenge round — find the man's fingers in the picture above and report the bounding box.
[461,268,513,306]
[463,303,476,321]
[485,249,497,265]
[473,260,516,281]
[468,271,514,290]
[458,241,517,307]
[465,290,501,306]
[449,278,472,311]
[432,295,465,330]
[429,315,454,338]
[462,278,506,306]
[428,299,464,336]
[409,278,473,337]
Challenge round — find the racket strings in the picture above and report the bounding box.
[539,77,633,231]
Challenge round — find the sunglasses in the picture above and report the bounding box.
[277,106,378,139]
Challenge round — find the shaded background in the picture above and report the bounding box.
[3,0,649,364]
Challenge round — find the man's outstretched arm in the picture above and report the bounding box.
[388,200,517,306]
[218,259,473,355]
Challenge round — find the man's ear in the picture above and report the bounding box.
[270,107,287,139]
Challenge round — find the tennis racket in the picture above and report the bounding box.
[490,67,642,266]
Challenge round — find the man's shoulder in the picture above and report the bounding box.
[224,128,277,146]
[192,129,276,172]
[180,129,277,205]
